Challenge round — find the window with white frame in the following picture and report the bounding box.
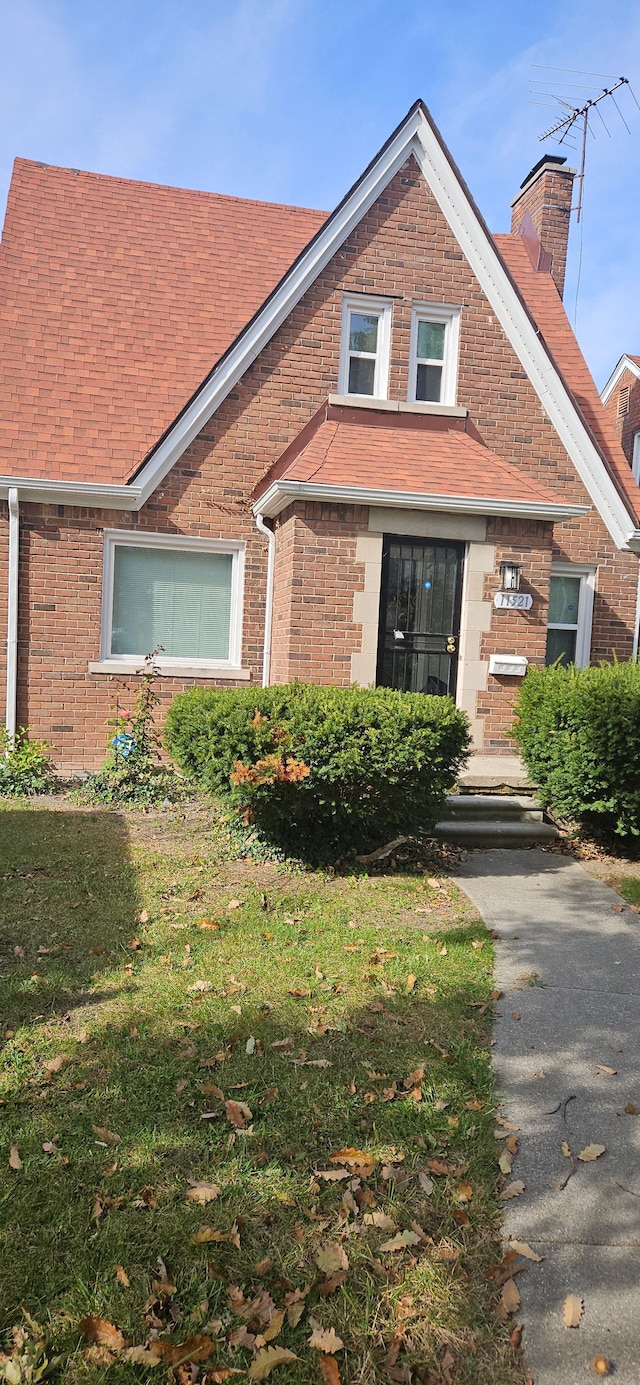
[632,430,640,483]
[101,531,244,669]
[545,565,595,669]
[408,305,460,406]
[338,295,392,398]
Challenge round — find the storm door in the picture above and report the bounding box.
[376,536,464,697]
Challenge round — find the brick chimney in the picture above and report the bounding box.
[510,154,576,298]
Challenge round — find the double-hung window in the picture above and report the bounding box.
[408,305,460,405]
[545,565,595,668]
[339,295,392,399]
[101,531,245,672]
[632,430,640,483]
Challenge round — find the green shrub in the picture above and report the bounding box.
[165,682,471,863]
[0,727,56,797]
[511,660,640,840]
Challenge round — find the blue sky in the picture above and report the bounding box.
[1,0,639,388]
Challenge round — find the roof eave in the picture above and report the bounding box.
[0,475,142,509]
[253,479,589,523]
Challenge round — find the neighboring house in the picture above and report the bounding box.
[1,99,640,774]
[602,355,640,481]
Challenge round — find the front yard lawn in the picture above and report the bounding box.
[0,800,523,1384]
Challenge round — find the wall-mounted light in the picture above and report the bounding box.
[499,561,522,593]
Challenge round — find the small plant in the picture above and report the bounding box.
[0,1312,66,1384]
[0,727,56,797]
[81,650,184,806]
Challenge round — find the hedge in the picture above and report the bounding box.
[511,660,640,840]
[165,683,471,863]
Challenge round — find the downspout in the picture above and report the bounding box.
[5,487,19,743]
[255,511,276,687]
[633,557,640,663]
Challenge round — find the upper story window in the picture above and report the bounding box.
[339,295,392,399]
[408,304,460,406]
[632,430,640,483]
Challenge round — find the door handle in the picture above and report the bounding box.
[446,636,457,654]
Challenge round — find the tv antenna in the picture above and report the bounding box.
[532,70,639,221]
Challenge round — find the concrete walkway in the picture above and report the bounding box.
[457,850,640,1385]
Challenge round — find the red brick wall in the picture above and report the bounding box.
[510,164,575,298]
[479,518,554,752]
[5,154,638,769]
[602,365,640,469]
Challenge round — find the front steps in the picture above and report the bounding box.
[434,793,558,848]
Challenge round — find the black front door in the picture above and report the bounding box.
[376,536,464,697]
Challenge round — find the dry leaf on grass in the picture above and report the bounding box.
[364,1211,397,1232]
[418,1172,434,1195]
[261,1310,285,1344]
[578,1144,605,1162]
[319,1358,341,1385]
[453,1182,473,1203]
[225,1099,252,1129]
[591,1356,611,1376]
[405,974,417,992]
[92,1126,121,1146]
[316,1272,346,1297]
[123,1346,161,1366]
[499,1150,514,1175]
[501,1279,521,1315]
[563,1294,584,1328]
[315,1242,349,1274]
[509,1241,543,1262]
[115,1265,130,1287]
[186,1180,220,1205]
[500,1180,525,1200]
[152,1335,217,1365]
[426,1159,456,1176]
[199,1083,224,1100]
[8,1145,21,1170]
[43,1054,69,1076]
[329,1147,376,1177]
[315,1168,351,1182]
[247,1346,297,1379]
[78,1318,126,1350]
[270,1037,294,1051]
[379,1229,421,1252]
[308,1323,344,1353]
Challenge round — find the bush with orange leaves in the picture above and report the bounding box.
[230,755,310,787]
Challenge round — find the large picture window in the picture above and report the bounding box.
[101,531,244,671]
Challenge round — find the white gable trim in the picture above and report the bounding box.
[255,478,588,523]
[601,354,640,405]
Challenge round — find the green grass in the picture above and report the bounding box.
[0,800,523,1385]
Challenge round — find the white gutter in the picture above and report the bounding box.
[0,476,141,509]
[254,479,589,523]
[254,512,276,687]
[5,488,19,744]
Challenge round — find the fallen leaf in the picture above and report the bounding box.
[577,1144,605,1162]
[499,1150,513,1175]
[308,1325,344,1353]
[379,1230,421,1252]
[315,1242,349,1274]
[225,1099,252,1129]
[509,1241,543,1262]
[289,987,310,998]
[319,1358,341,1385]
[433,1243,460,1262]
[262,1310,285,1344]
[453,1182,473,1203]
[427,1159,456,1177]
[591,1356,611,1376]
[198,919,220,930]
[316,1272,346,1297]
[452,1208,470,1227]
[500,1181,525,1200]
[247,1346,297,1379]
[260,1087,279,1106]
[43,1053,69,1076]
[315,1168,351,1182]
[9,1144,22,1170]
[594,1065,616,1076]
[227,900,244,910]
[501,1279,521,1315]
[405,974,417,992]
[270,1037,294,1051]
[624,1102,638,1115]
[78,1318,126,1350]
[441,1347,456,1385]
[418,1172,434,1195]
[254,1257,273,1276]
[123,1346,161,1366]
[101,1160,118,1177]
[42,1140,58,1155]
[465,1099,483,1110]
[364,1211,397,1232]
[92,1125,121,1146]
[153,1335,217,1365]
[563,1294,584,1328]
[329,1147,376,1177]
[199,1083,224,1100]
[115,1265,130,1286]
[561,1141,571,1158]
[186,1180,220,1205]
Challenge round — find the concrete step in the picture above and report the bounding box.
[444,794,545,823]
[434,817,558,848]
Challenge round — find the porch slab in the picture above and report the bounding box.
[457,753,533,792]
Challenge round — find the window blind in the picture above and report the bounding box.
[111,545,233,660]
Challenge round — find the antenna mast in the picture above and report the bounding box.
[536,76,632,222]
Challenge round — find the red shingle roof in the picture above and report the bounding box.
[0,159,326,484]
[254,403,569,509]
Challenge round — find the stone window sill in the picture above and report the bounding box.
[88,660,251,681]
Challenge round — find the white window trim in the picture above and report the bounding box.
[338,294,392,399]
[547,562,595,669]
[408,303,460,407]
[632,431,640,484]
[99,529,246,673]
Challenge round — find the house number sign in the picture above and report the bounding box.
[493,591,533,610]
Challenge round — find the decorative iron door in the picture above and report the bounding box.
[376,536,464,697]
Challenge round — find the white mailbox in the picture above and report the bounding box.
[489,654,528,677]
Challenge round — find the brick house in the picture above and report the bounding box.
[2,99,640,774]
[602,354,640,480]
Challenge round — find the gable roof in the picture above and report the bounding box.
[1,102,639,550]
[601,353,640,404]
[253,400,587,522]
[0,158,326,486]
